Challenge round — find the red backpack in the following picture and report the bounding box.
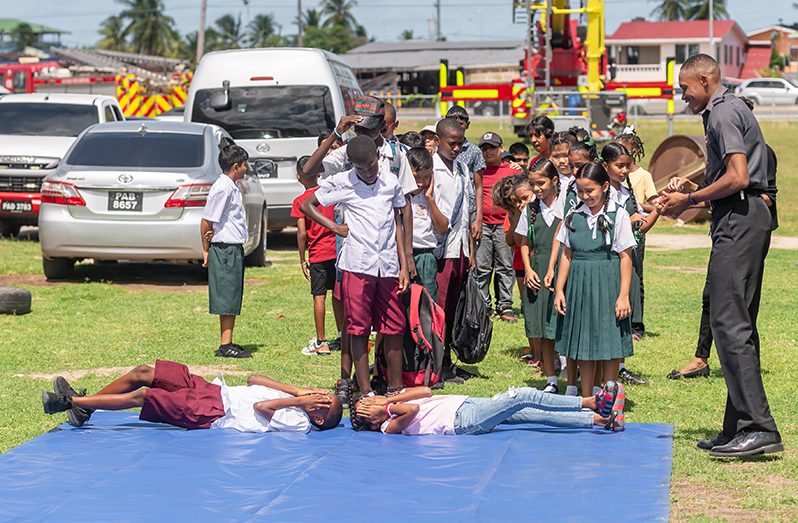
[373,284,446,391]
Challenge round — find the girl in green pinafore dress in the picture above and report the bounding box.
[542,135,597,395]
[553,162,637,398]
[514,160,563,393]
[601,142,660,343]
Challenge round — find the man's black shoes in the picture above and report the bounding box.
[696,432,733,451]
[619,367,646,385]
[709,430,784,458]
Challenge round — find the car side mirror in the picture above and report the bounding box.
[210,80,231,111]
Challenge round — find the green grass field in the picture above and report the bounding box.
[1,119,797,520]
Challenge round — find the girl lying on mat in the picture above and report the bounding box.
[41,360,342,432]
[351,384,625,435]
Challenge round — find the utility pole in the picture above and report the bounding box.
[196,0,207,66]
[435,0,442,41]
[297,0,303,47]
[708,0,715,60]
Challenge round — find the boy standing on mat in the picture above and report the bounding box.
[201,144,251,359]
[41,362,342,431]
[301,136,410,398]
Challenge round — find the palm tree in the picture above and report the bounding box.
[400,29,414,40]
[248,13,283,47]
[687,0,729,20]
[118,0,179,56]
[649,0,690,21]
[97,16,127,51]
[321,0,358,30]
[10,23,38,51]
[215,14,244,49]
[303,9,323,29]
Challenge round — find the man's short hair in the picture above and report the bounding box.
[436,117,465,138]
[406,146,433,171]
[346,135,378,164]
[218,144,249,172]
[681,53,721,77]
[384,102,397,125]
[446,105,469,121]
[311,396,343,431]
[399,131,424,148]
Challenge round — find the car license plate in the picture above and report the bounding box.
[108,191,142,212]
[1,200,33,213]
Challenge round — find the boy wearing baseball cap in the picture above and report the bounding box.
[475,131,521,322]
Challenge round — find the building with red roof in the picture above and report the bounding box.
[606,19,761,83]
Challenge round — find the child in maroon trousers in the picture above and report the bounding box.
[301,136,410,397]
[41,360,343,432]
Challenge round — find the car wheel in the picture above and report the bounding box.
[0,222,21,238]
[0,287,31,315]
[244,207,268,267]
[42,257,75,280]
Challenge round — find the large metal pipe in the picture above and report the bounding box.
[648,134,710,222]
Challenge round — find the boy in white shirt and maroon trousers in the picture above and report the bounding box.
[301,136,410,398]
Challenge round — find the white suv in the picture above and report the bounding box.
[0,93,125,237]
[735,77,798,106]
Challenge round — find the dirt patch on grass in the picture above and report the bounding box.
[672,477,798,522]
[0,273,264,293]
[14,364,250,381]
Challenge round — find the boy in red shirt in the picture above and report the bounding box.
[474,132,521,322]
[291,156,343,356]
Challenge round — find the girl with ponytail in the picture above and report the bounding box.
[553,162,636,398]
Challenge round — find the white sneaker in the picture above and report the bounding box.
[301,338,331,356]
[564,385,579,396]
[543,382,559,394]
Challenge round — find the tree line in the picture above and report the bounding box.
[96,0,369,63]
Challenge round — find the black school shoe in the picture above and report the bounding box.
[216,343,252,358]
[709,430,784,458]
[619,367,647,385]
[697,432,733,451]
[53,376,93,427]
[42,391,72,414]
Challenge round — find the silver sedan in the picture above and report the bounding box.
[39,120,268,279]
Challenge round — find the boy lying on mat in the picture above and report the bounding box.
[41,360,343,432]
[351,384,625,435]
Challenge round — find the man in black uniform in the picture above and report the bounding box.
[658,54,782,457]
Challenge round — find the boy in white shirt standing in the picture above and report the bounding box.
[301,136,410,397]
[201,145,250,359]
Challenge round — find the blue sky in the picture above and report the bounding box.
[5,0,796,48]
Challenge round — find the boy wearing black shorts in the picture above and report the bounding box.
[201,145,250,358]
[291,156,343,356]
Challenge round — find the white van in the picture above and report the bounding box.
[184,48,361,230]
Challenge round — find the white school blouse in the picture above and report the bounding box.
[202,174,248,245]
[556,200,637,253]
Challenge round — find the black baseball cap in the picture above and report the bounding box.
[353,95,386,129]
[478,131,502,148]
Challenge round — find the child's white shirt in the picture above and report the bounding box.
[315,168,405,277]
[515,197,563,238]
[556,200,636,253]
[210,380,311,433]
[433,153,472,258]
[322,140,417,196]
[410,192,441,249]
[202,174,248,244]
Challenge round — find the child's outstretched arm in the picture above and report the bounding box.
[616,249,633,320]
[360,386,432,407]
[300,194,347,237]
[636,209,660,234]
[200,218,214,267]
[247,375,326,397]
[254,394,333,422]
[383,403,420,434]
[296,217,310,281]
[302,115,362,176]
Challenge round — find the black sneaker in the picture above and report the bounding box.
[216,343,252,358]
[54,377,93,427]
[431,380,445,390]
[335,378,351,406]
[454,366,477,380]
[542,382,559,394]
[42,391,72,414]
[328,337,342,351]
[619,367,646,385]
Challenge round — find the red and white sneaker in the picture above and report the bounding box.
[604,384,626,432]
[595,380,618,419]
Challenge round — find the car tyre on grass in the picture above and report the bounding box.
[0,287,32,315]
[42,257,75,280]
[244,207,268,268]
[0,221,21,239]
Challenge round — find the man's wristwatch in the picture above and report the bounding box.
[687,192,698,206]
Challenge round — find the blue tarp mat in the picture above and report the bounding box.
[0,412,673,522]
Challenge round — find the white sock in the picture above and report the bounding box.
[559,355,567,369]
[565,385,578,396]
[592,386,602,396]
[619,362,626,370]
[547,375,557,385]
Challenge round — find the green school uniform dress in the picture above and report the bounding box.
[544,184,579,340]
[555,202,635,361]
[615,186,644,326]
[520,200,561,339]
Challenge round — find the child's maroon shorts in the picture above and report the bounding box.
[139,360,225,430]
[342,270,405,336]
